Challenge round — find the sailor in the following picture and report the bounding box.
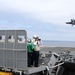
[32,35,37,43]
[33,37,41,67]
[27,38,34,67]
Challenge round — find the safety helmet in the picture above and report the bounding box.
[27,38,31,43]
[33,35,37,38]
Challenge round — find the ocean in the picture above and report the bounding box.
[42,40,75,47]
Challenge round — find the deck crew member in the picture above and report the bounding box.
[27,38,34,67]
[33,37,41,67]
[32,35,37,43]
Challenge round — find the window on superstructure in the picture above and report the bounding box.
[8,35,15,43]
[17,36,25,43]
[0,35,5,42]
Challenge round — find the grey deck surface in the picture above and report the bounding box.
[25,65,46,74]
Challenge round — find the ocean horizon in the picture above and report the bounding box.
[42,40,75,47]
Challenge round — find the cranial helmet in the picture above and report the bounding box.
[27,38,31,43]
[33,35,37,38]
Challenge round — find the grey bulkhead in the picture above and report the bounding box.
[0,30,27,70]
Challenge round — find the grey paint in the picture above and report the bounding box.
[0,30,27,70]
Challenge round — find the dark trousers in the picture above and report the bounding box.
[28,52,33,67]
[34,51,39,67]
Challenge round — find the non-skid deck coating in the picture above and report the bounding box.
[25,65,46,74]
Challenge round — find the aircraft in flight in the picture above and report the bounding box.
[66,19,75,26]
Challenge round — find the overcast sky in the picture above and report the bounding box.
[0,0,75,41]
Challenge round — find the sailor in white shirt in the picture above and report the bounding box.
[33,37,42,67]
